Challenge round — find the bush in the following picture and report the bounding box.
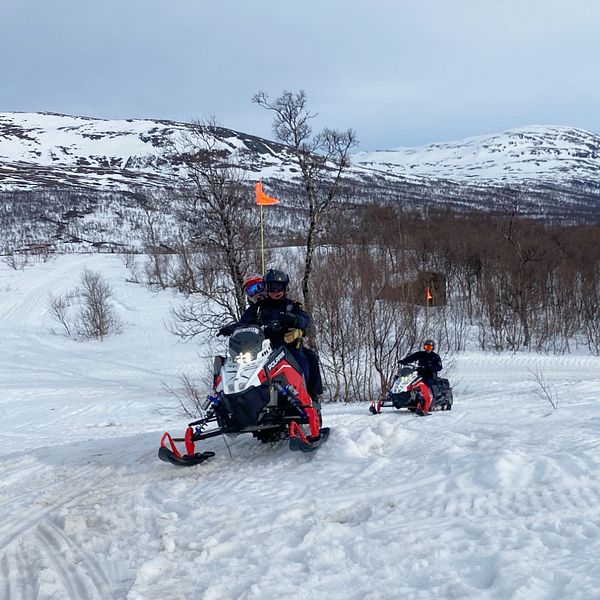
[48,268,122,340]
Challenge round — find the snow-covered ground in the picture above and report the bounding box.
[1,255,600,600]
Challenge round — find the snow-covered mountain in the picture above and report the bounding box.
[353,125,600,184]
[0,111,299,191]
[2,112,600,191]
[1,112,600,252]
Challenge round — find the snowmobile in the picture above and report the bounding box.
[159,325,330,466]
[369,365,453,416]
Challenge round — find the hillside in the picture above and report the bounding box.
[354,125,600,184]
[3,113,600,190]
[1,254,600,598]
[1,112,600,252]
[0,112,299,192]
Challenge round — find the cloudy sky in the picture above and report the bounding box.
[2,0,600,150]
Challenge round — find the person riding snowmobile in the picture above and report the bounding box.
[237,268,311,383]
[218,270,323,399]
[159,272,330,465]
[399,339,443,415]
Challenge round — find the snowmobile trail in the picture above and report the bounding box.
[0,443,157,600]
[0,459,115,549]
[1,519,112,600]
[2,256,600,599]
[38,519,112,600]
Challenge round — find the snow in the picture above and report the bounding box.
[0,113,173,167]
[1,255,600,599]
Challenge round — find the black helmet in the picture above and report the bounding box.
[264,268,289,292]
[423,339,435,350]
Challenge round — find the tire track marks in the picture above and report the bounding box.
[0,451,152,599]
[0,464,109,551]
[36,520,111,600]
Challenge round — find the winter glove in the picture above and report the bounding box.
[264,321,282,337]
[284,328,303,344]
[217,324,235,337]
[280,313,299,329]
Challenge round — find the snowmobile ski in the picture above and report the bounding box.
[369,401,382,415]
[158,430,215,467]
[288,424,330,453]
[158,446,215,466]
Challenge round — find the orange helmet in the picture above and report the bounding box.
[243,274,265,299]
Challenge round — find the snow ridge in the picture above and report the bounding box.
[353,125,600,183]
[0,111,298,192]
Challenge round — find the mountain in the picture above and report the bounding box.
[351,125,600,224]
[1,112,600,251]
[3,112,600,191]
[353,126,600,184]
[0,111,298,191]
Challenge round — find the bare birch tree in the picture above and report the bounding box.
[166,117,260,338]
[252,90,358,318]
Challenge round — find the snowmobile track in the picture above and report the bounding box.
[36,520,111,600]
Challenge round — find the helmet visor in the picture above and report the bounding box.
[265,281,286,293]
[424,343,434,351]
[245,281,264,297]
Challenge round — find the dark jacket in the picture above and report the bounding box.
[400,350,443,379]
[238,296,309,349]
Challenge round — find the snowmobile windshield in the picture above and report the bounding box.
[228,326,265,363]
[400,366,415,377]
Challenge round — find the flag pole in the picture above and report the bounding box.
[260,204,265,274]
[425,292,428,337]
[425,286,431,336]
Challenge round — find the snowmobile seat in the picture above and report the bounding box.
[431,377,452,404]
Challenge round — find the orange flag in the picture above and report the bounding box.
[255,181,279,206]
[426,287,433,301]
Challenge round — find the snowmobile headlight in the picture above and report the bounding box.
[234,351,255,364]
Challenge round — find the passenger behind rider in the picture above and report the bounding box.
[217,274,267,337]
[399,339,443,413]
[240,273,267,305]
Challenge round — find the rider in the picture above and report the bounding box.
[237,268,311,384]
[399,339,443,415]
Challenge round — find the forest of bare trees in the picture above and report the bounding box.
[244,203,599,401]
[122,91,600,402]
[136,198,599,402]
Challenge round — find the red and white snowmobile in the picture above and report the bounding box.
[159,325,330,466]
[369,365,453,416]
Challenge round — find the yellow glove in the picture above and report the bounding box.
[284,328,303,344]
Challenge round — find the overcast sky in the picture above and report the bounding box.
[2,0,600,150]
